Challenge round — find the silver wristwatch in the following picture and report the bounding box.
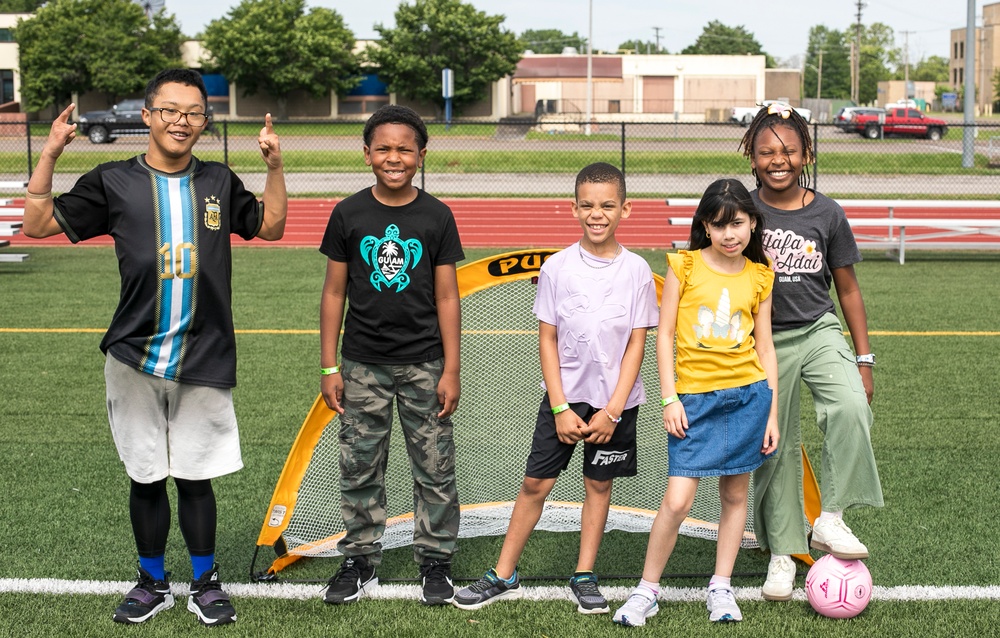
[855,353,876,367]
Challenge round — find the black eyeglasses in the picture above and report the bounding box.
[149,107,209,128]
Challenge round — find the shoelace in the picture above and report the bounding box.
[708,588,736,608]
[573,578,603,598]
[331,559,365,585]
[420,561,451,584]
[466,571,503,593]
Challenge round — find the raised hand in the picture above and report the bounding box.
[43,103,78,158]
[258,112,282,170]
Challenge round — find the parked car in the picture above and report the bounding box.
[77,99,148,144]
[834,107,885,130]
[850,107,948,140]
[730,100,812,126]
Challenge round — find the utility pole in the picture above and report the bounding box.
[652,26,662,53]
[900,30,914,87]
[817,49,824,99]
[853,0,865,104]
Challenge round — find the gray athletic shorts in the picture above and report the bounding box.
[105,354,243,483]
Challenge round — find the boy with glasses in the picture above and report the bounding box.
[22,68,287,626]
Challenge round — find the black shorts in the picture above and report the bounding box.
[524,395,639,481]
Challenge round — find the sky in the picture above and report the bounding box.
[163,0,983,67]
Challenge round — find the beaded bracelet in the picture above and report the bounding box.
[602,408,621,423]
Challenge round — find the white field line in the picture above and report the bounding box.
[1,579,998,602]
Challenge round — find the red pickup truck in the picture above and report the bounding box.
[851,107,949,140]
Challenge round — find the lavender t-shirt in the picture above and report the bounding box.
[532,243,659,408]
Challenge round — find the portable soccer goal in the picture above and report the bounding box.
[251,250,820,580]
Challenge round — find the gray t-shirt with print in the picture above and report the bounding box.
[752,190,861,332]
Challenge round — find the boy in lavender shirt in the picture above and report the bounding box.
[453,163,659,614]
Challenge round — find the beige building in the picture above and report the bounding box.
[950,1,1000,113]
[511,53,801,121]
[876,80,937,107]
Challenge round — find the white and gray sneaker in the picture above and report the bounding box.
[811,517,869,560]
[707,587,742,622]
[762,555,796,601]
[612,591,658,627]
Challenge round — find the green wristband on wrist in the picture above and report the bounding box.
[320,366,340,375]
[661,394,680,407]
[551,402,570,415]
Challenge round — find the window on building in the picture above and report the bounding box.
[960,41,964,58]
[0,70,13,104]
[0,29,13,43]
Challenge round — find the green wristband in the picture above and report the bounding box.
[661,394,680,407]
[551,402,570,415]
[320,366,340,375]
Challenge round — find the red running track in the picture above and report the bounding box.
[7,198,1000,249]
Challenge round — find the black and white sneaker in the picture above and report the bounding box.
[569,573,610,614]
[419,559,455,605]
[112,566,174,624]
[187,564,237,626]
[324,555,378,604]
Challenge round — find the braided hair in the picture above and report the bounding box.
[738,103,814,192]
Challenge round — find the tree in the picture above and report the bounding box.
[908,55,949,83]
[15,0,184,112]
[858,22,899,104]
[804,26,851,100]
[617,39,667,55]
[366,0,521,116]
[519,28,585,54]
[682,20,775,68]
[0,0,45,11]
[202,0,360,120]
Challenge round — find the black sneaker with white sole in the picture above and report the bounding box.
[569,572,610,614]
[324,555,378,604]
[419,560,455,605]
[112,566,174,624]
[187,564,237,626]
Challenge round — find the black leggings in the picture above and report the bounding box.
[129,478,217,557]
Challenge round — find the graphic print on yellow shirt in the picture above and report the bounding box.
[695,288,745,350]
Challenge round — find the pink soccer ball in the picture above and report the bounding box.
[805,555,873,619]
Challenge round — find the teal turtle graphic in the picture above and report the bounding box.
[361,224,423,291]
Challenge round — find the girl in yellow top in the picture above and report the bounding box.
[613,178,779,628]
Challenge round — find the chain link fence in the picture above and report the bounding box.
[3,119,999,198]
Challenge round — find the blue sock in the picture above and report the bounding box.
[138,555,166,581]
[191,554,215,581]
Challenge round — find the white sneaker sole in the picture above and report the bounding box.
[810,539,870,560]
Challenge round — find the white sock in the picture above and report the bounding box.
[708,575,731,591]
[770,553,792,565]
[816,510,843,525]
[637,578,659,598]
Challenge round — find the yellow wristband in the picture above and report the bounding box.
[661,394,680,407]
[320,366,340,375]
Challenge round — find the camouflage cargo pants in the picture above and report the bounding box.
[336,357,460,564]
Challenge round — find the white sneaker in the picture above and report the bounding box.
[612,592,658,627]
[761,555,795,601]
[810,517,869,560]
[706,587,742,622]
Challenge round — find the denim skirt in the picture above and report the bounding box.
[668,379,773,477]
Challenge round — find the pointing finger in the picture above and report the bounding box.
[58,103,76,123]
[263,112,274,135]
